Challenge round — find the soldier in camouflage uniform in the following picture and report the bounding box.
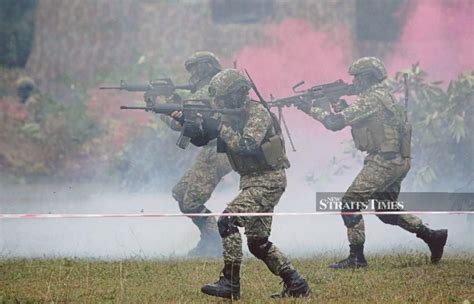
[16,76,43,123]
[181,69,310,300]
[298,57,448,268]
[161,52,233,257]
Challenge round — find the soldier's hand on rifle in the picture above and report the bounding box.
[171,111,184,124]
[331,99,349,113]
[182,121,202,139]
[202,116,221,138]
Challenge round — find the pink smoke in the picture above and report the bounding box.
[229,19,353,137]
[386,0,474,82]
[226,19,355,176]
[231,19,352,98]
[224,3,473,185]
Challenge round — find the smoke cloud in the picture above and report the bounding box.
[386,0,474,82]
[2,2,473,259]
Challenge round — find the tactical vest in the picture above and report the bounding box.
[351,89,411,157]
[218,107,290,175]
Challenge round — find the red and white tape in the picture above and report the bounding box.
[0,211,473,219]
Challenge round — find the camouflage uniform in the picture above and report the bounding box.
[309,82,422,245]
[168,85,232,239]
[305,57,447,267]
[218,98,293,274]
[197,69,309,300]
[161,52,232,256]
[16,77,43,123]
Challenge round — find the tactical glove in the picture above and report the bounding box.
[182,120,202,139]
[202,116,220,140]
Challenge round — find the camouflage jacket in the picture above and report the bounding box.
[308,82,388,127]
[307,82,406,155]
[219,98,287,190]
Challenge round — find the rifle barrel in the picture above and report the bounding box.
[99,87,121,90]
[120,106,149,110]
[120,104,243,115]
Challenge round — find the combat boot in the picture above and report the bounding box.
[201,263,240,300]
[416,225,448,263]
[329,244,367,269]
[271,270,310,298]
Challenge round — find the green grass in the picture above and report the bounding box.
[1,254,473,303]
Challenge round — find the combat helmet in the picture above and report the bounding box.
[16,76,36,103]
[209,69,250,98]
[184,51,222,72]
[209,69,251,108]
[348,57,387,81]
[16,76,36,91]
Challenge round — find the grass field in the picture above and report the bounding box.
[1,254,473,303]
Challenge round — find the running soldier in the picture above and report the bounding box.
[178,69,310,299]
[297,57,448,268]
[161,52,233,257]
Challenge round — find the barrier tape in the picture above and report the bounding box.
[1,211,473,219]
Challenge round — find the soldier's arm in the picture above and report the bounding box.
[307,95,378,131]
[160,115,183,131]
[219,103,271,154]
[158,92,186,131]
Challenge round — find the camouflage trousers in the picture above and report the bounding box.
[221,185,294,275]
[172,144,232,234]
[342,154,423,245]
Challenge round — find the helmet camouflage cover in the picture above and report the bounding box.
[208,69,251,98]
[184,51,222,71]
[348,57,387,80]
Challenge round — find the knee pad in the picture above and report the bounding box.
[217,215,239,238]
[377,214,399,225]
[342,213,363,228]
[247,237,273,260]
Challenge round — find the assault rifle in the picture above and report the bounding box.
[100,78,195,106]
[268,79,356,110]
[121,100,244,149]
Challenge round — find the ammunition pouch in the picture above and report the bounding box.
[226,134,289,175]
[261,134,288,168]
[351,125,372,152]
